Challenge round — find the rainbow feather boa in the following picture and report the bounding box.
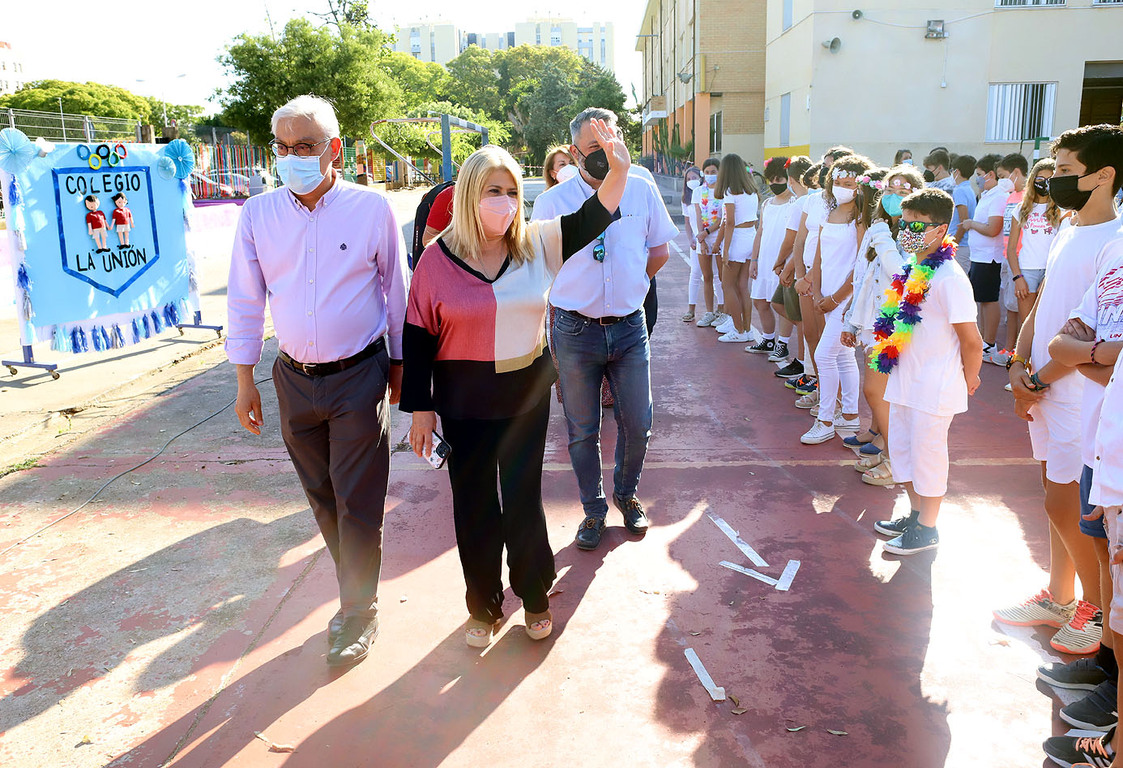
[868,236,957,374]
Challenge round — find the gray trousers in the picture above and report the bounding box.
[272,350,391,621]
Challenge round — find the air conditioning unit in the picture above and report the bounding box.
[925,20,947,39]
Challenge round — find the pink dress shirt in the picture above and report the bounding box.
[225,179,410,365]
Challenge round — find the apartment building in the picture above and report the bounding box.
[514,18,616,72]
[0,41,28,96]
[636,0,767,170]
[392,23,464,65]
[763,0,1123,163]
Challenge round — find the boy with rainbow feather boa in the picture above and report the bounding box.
[870,188,984,555]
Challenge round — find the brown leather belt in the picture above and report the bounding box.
[278,337,385,377]
[564,308,641,326]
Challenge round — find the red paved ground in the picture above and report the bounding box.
[0,234,1084,767]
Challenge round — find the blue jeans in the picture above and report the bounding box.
[551,307,653,519]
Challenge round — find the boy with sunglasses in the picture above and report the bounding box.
[872,189,983,555]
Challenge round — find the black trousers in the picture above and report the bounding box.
[440,394,556,623]
[272,351,391,622]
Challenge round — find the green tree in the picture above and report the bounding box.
[496,45,586,121]
[519,63,576,163]
[217,18,400,143]
[144,97,207,128]
[445,46,501,119]
[0,80,152,120]
[372,101,509,166]
[381,52,450,107]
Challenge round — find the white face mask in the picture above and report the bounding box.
[996,177,1015,194]
[704,174,717,186]
[555,164,579,183]
[686,178,701,190]
[833,186,856,205]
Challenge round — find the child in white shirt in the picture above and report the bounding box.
[871,189,983,555]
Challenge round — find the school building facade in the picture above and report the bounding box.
[638,0,1123,169]
[636,0,767,171]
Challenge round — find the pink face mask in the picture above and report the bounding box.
[478,195,519,237]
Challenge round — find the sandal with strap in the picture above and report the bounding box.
[465,617,498,648]
[524,610,553,641]
[681,311,695,322]
[862,459,895,486]
[842,429,878,447]
[854,451,884,471]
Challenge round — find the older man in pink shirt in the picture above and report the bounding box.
[226,95,409,667]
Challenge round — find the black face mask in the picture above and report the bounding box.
[1033,177,1050,198]
[1048,173,1096,211]
[579,148,610,181]
[922,169,936,184]
[770,182,789,195]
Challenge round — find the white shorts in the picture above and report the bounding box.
[1000,261,1019,313]
[888,403,955,498]
[751,259,781,301]
[726,227,755,264]
[1028,398,1083,485]
[1105,507,1123,635]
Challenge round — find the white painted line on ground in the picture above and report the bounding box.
[775,560,801,591]
[719,561,779,587]
[709,514,769,568]
[684,648,726,701]
[669,239,690,264]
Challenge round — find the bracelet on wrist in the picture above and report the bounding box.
[1091,339,1104,364]
[1028,372,1051,391]
[1005,353,1029,371]
[1012,274,1024,282]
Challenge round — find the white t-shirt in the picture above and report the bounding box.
[786,193,808,231]
[691,184,723,234]
[968,186,1008,264]
[884,259,978,416]
[1092,353,1123,507]
[721,190,759,226]
[817,220,859,297]
[1031,220,1123,405]
[1015,203,1057,271]
[1072,236,1123,469]
[760,196,796,266]
[801,192,829,268]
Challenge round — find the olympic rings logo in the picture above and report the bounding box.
[75,143,129,170]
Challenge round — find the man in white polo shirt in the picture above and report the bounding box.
[532,107,678,551]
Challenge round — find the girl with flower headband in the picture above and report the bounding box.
[800,154,873,445]
[870,188,983,555]
[692,157,727,328]
[841,166,924,484]
[679,166,719,323]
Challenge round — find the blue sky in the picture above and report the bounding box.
[5,0,645,115]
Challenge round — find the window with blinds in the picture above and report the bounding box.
[986,83,1057,142]
[995,0,1065,6]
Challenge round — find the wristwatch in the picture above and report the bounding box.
[1012,274,1025,282]
[1005,353,1029,371]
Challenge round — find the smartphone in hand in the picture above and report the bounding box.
[428,431,451,469]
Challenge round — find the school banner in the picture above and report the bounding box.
[0,129,198,353]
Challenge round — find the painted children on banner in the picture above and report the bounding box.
[111,192,134,248]
[84,195,109,253]
[870,188,984,555]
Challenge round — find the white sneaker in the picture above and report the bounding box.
[713,315,734,333]
[718,330,753,343]
[696,311,717,327]
[834,416,861,434]
[801,421,836,445]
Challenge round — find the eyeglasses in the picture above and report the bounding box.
[593,233,606,263]
[269,139,329,157]
[899,220,943,234]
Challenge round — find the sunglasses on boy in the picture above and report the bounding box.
[898,220,944,234]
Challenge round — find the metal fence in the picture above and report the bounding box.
[5,107,141,143]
